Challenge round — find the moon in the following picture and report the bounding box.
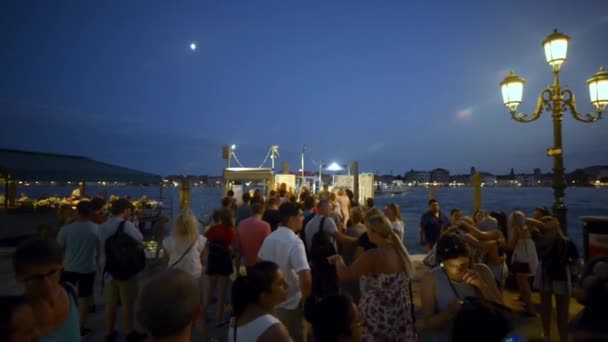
[190,42,197,51]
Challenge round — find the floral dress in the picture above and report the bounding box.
[359,272,416,341]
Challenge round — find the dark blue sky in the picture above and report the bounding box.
[1,1,607,176]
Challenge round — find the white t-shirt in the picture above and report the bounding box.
[162,235,207,278]
[391,220,405,242]
[258,226,310,310]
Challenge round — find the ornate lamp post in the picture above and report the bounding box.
[500,29,607,234]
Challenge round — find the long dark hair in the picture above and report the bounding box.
[489,211,508,240]
[436,233,470,264]
[231,261,279,339]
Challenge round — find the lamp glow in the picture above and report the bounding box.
[588,67,608,112]
[543,30,570,71]
[500,71,526,113]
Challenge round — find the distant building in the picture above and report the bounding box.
[496,175,518,187]
[584,165,608,181]
[430,168,450,185]
[404,170,431,185]
[449,174,471,187]
[479,172,497,187]
[516,174,536,187]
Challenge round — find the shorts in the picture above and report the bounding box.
[206,254,233,276]
[533,262,573,296]
[104,278,138,306]
[61,271,96,298]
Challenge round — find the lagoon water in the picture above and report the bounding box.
[19,185,608,254]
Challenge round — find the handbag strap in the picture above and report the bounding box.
[169,238,198,268]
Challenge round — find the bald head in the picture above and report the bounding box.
[137,269,200,338]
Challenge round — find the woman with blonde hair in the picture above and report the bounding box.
[162,209,207,277]
[508,210,538,316]
[161,209,208,338]
[385,202,405,242]
[329,214,416,341]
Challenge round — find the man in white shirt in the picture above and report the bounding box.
[258,202,311,342]
[57,200,99,337]
[98,198,146,342]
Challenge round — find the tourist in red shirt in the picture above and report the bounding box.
[235,203,271,272]
[204,208,236,326]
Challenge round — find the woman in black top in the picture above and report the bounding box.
[528,216,583,342]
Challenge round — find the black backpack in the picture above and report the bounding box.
[303,217,339,298]
[104,221,146,280]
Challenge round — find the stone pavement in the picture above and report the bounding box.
[0,252,584,341]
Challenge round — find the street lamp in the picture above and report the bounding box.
[499,29,607,234]
[301,145,307,178]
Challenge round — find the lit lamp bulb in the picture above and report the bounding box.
[543,29,570,72]
[500,71,526,113]
[588,67,608,112]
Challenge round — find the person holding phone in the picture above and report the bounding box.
[420,233,502,342]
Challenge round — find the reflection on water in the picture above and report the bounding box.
[16,185,608,254]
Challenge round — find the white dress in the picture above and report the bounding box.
[511,229,539,277]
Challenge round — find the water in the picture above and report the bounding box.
[15,185,608,254]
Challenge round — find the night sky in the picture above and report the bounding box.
[1,1,607,176]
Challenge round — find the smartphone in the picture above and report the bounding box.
[503,334,526,342]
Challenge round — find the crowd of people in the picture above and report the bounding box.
[1,185,607,342]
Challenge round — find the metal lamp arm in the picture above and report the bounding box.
[561,89,603,123]
[510,88,552,123]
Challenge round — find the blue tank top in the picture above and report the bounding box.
[40,284,81,342]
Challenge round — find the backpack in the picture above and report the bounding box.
[304,217,339,298]
[104,221,146,280]
[300,213,316,256]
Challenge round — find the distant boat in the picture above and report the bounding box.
[374,187,413,196]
